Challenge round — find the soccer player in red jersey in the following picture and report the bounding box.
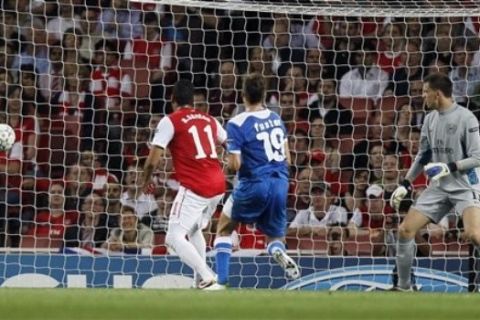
[142,80,226,289]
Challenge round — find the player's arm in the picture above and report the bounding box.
[453,115,480,171]
[424,114,480,181]
[142,116,174,191]
[142,146,164,189]
[225,121,243,172]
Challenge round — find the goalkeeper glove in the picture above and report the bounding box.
[390,179,412,211]
[424,162,457,182]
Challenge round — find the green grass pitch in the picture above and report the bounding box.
[0,289,479,319]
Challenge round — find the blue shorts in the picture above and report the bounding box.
[230,175,288,238]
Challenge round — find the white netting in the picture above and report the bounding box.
[0,0,479,290]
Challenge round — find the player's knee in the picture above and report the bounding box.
[165,227,187,248]
[398,223,416,240]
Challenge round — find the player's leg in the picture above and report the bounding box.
[395,187,448,290]
[462,206,480,246]
[165,188,216,284]
[454,192,480,247]
[395,208,431,290]
[189,194,224,288]
[261,177,300,279]
[213,196,238,286]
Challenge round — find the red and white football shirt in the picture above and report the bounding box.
[151,107,226,198]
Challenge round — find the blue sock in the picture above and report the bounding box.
[267,240,286,256]
[214,236,232,285]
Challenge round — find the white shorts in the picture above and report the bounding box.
[168,186,224,233]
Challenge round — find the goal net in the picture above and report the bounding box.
[0,0,479,291]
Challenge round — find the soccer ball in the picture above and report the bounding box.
[0,124,15,151]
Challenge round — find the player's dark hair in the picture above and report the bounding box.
[172,79,194,106]
[424,72,453,98]
[243,73,265,105]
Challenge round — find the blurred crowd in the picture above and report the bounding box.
[0,0,479,256]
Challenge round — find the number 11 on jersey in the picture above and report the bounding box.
[188,124,218,159]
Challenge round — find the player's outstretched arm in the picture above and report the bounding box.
[142,146,164,192]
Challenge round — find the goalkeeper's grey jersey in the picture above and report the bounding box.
[408,103,480,192]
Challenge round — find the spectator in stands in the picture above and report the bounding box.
[123,11,175,114]
[330,16,362,81]
[390,39,424,96]
[379,153,401,199]
[288,182,348,238]
[247,46,279,105]
[101,205,153,253]
[122,127,150,169]
[0,40,16,77]
[289,167,314,215]
[78,7,103,62]
[339,41,389,101]
[38,42,64,106]
[208,60,241,119]
[0,68,12,95]
[18,64,48,119]
[395,104,414,146]
[193,89,209,114]
[348,184,395,256]
[64,164,93,211]
[376,22,406,74]
[305,48,331,94]
[262,16,305,76]
[99,0,142,41]
[308,79,353,138]
[26,181,79,245]
[45,0,79,44]
[343,169,369,214]
[58,66,92,137]
[425,56,451,77]
[65,192,109,249]
[288,129,309,174]
[120,164,158,226]
[79,150,119,193]
[105,182,122,229]
[408,79,426,127]
[449,39,480,105]
[308,116,328,151]
[278,91,298,133]
[19,16,49,74]
[62,28,87,69]
[368,143,385,182]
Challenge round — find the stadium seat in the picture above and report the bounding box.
[153,232,167,255]
[20,236,62,249]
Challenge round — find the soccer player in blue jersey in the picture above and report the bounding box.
[211,73,300,289]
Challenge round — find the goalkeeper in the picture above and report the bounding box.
[390,73,480,291]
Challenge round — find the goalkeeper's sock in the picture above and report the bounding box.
[214,236,232,285]
[396,238,415,289]
[267,240,286,256]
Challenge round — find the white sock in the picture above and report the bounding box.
[166,224,215,282]
[189,228,209,285]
